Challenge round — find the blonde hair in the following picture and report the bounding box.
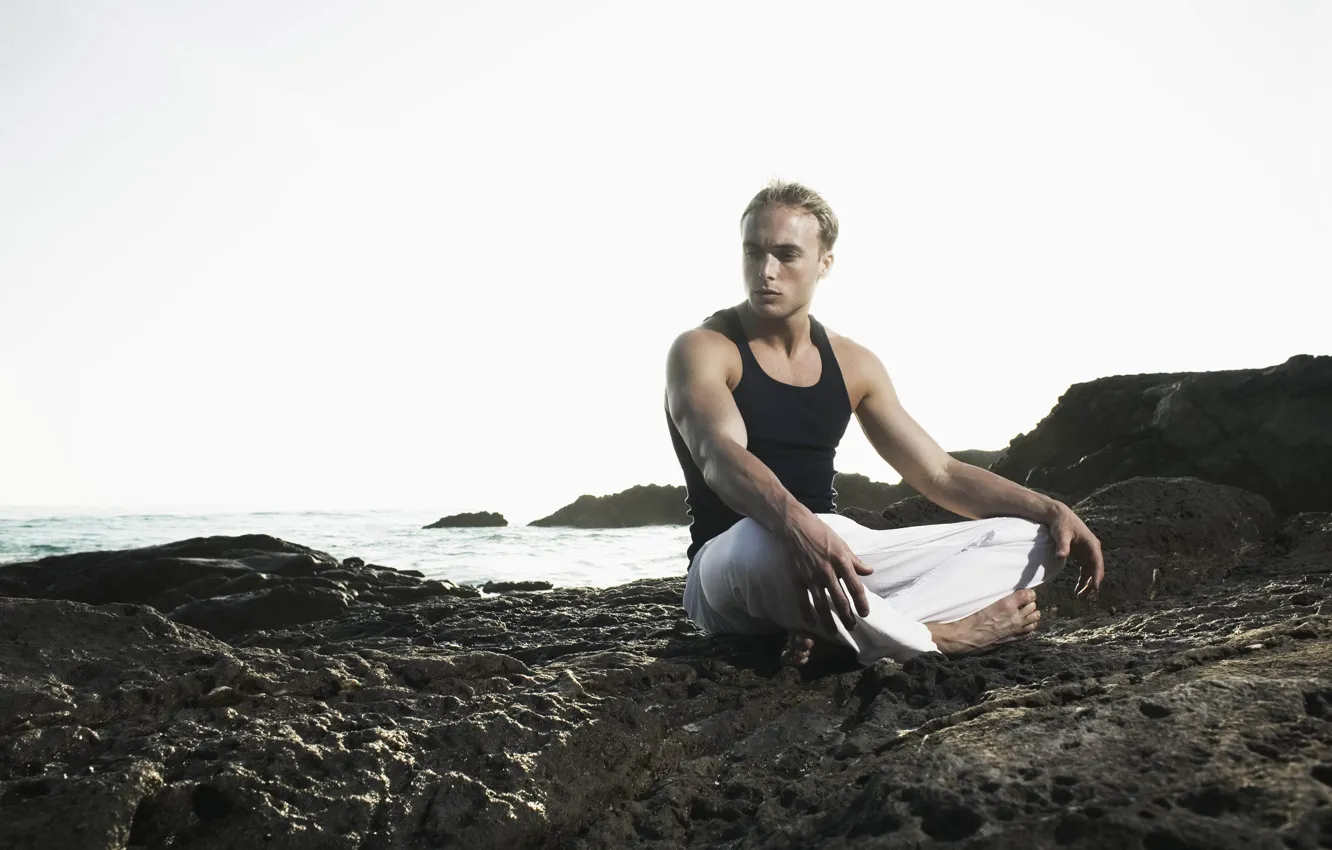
[740,179,839,253]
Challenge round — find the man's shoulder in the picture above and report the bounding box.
[672,310,736,353]
[823,326,880,370]
[668,312,742,384]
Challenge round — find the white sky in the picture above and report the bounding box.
[1,1,1329,523]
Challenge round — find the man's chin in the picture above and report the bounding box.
[747,297,795,319]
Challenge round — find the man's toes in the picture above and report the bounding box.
[1018,601,1037,617]
[1015,588,1037,605]
[1025,608,1041,624]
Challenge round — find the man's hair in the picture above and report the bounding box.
[741,179,839,254]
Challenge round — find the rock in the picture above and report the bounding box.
[0,535,478,641]
[1073,476,1276,557]
[482,580,554,593]
[991,354,1332,517]
[530,484,689,528]
[423,512,508,529]
[3,482,1331,847]
[880,495,970,528]
[837,506,894,530]
[832,473,916,512]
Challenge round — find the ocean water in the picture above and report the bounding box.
[0,507,693,589]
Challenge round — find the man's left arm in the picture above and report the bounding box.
[850,345,1104,599]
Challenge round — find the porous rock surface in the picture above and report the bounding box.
[3,480,1332,849]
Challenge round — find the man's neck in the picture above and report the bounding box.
[735,301,813,355]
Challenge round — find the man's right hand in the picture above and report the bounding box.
[780,511,873,633]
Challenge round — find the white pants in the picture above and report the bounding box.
[682,513,1065,664]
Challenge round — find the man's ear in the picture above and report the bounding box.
[819,251,835,279]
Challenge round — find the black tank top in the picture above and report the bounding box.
[667,307,853,563]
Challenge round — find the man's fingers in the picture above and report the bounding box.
[811,587,839,636]
[839,564,871,618]
[797,585,819,629]
[853,556,874,577]
[820,570,858,630]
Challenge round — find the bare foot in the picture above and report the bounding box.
[782,630,817,668]
[926,589,1041,655]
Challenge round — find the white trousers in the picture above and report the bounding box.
[682,513,1065,664]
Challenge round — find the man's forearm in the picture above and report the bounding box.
[697,438,813,536]
[925,461,1063,525]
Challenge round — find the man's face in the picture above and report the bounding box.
[740,205,833,319]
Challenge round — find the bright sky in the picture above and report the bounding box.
[1,1,1329,522]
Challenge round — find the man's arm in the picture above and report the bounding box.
[849,344,1105,598]
[666,329,873,630]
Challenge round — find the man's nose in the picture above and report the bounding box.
[762,254,780,279]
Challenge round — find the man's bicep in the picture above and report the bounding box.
[854,354,952,492]
[666,332,747,460]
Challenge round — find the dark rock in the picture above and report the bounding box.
[0,535,475,641]
[482,580,554,594]
[1073,476,1276,557]
[530,484,689,528]
[880,495,970,528]
[991,355,1332,517]
[423,512,507,529]
[837,506,894,530]
[3,479,1331,847]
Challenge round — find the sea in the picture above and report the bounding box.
[0,507,693,589]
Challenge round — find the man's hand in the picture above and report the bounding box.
[1047,504,1104,600]
[781,513,873,633]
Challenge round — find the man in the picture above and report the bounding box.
[665,180,1104,666]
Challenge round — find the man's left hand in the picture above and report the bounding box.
[1048,504,1104,600]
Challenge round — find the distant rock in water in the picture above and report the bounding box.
[423,511,507,529]
[530,484,688,528]
[990,355,1332,517]
[532,457,1002,529]
[483,580,553,593]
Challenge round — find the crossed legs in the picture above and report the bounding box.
[682,512,1066,665]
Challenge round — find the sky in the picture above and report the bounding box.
[1,1,1329,523]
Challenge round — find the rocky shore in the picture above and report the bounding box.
[2,356,1329,849]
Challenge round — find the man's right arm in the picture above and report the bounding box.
[665,329,803,535]
[665,329,872,631]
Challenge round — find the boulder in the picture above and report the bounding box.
[991,354,1332,517]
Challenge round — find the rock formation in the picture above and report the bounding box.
[3,477,1331,848]
[991,354,1332,517]
[4,358,1331,848]
[529,483,689,527]
[422,511,508,529]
